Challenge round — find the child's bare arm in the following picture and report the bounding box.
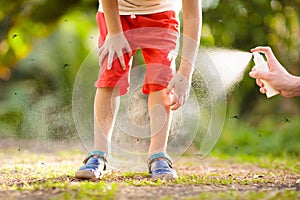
[101,0,122,35]
[167,0,202,110]
[179,0,202,77]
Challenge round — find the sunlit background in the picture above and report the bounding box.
[0,0,300,157]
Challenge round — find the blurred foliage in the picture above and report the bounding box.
[0,0,299,156]
[0,0,98,139]
[211,114,300,157]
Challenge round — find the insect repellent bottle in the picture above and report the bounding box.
[253,52,279,98]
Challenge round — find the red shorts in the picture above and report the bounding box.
[95,11,179,95]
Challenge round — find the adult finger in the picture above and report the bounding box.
[249,70,255,78]
[256,78,264,87]
[251,46,278,63]
[259,87,267,94]
[249,69,269,80]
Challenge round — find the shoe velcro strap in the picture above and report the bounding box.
[83,150,107,170]
[148,156,173,174]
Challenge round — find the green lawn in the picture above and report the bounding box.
[1,113,300,199]
[0,144,299,200]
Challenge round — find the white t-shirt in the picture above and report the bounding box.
[98,0,182,15]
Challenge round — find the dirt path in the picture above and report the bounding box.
[0,140,299,200]
[112,156,300,200]
[1,156,300,200]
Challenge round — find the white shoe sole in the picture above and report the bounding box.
[75,170,98,180]
[152,173,178,181]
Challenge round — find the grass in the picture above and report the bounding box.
[209,151,300,173]
[119,171,292,187]
[1,112,300,199]
[0,146,299,200]
[213,111,300,158]
[50,182,118,200]
[0,149,118,200]
[185,190,300,200]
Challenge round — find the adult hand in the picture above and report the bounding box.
[166,72,191,110]
[249,46,299,98]
[99,33,132,70]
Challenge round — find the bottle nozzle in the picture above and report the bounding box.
[253,52,265,65]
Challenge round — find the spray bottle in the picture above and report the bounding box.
[253,52,279,98]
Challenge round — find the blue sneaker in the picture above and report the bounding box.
[148,156,178,181]
[75,151,107,180]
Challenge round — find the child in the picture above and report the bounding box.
[75,0,202,180]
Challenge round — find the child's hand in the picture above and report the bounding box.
[98,33,132,70]
[167,73,191,110]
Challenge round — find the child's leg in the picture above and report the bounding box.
[93,87,120,154]
[147,89,178,180]
[148,89,172,156]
